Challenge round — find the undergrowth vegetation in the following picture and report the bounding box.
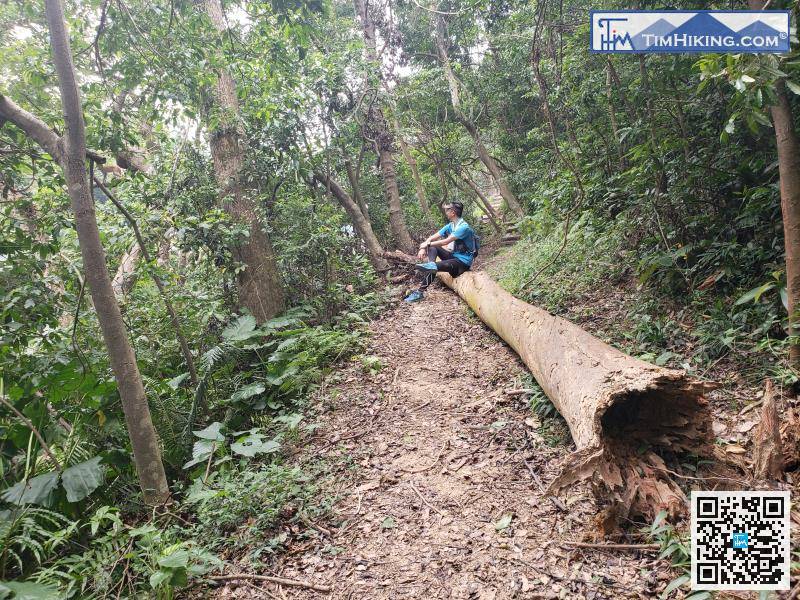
[492,208,789,389]
[0,259,386,598]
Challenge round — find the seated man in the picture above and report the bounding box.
[404,201,477,302]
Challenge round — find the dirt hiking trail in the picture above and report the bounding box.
[235,287,665,599]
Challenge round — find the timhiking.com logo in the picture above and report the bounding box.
[591,11,791,53]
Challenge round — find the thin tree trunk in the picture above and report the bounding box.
[434,16,524,218]
[742,0,800,367]
[769,80,800,367]
[203,0,285,322]
[439,270,712,519]
[604,58,625,169]
[393,118,434,227]
[605,57,637,123]
[313,171,390,272]
[749,0,800,370]
[43,0,169,504]
[344,158,370,220]
[434,160,449,218]
[639,56,667,195]
[459,169,501,221]
[669,76,691,163]
[353,0,415,252]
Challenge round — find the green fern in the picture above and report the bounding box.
[35,534,122,599]
[199,343,241,373]
[0,507,72,578]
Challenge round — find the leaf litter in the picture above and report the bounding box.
[233,288,670,599]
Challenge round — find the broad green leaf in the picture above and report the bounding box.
[1,472,59,506]
[230,435,280,457]
[183,439,216,469]
[193,422,225,441]
[128,523,159,538]
[158,549,190,569]
[149,570,171,589]
[167,373,190,390]
[221,315,258,341]
[275,413,303,429]
[61,456,105,502]
[230,383,265,403]
[735,282,775,305]
[264,315,301,329]
[0,581,59,600]
[168,567,188,587]
[786,80,800,96]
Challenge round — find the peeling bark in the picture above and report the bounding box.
[111,243,142,298]
[753,380,784,480]
[439,270,713,518]
[780,406,800,470]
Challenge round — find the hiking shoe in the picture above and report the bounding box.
[403,290,424,303]
[415,261,438,273]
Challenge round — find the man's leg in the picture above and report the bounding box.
[407,256,468,302]
[419,270,436,291]
[419,247,454,291]
[436,258,469,277]
[427,246,453,262]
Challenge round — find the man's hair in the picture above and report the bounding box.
[445,201,463,217]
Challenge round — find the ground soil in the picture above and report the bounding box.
[218,285,670,599]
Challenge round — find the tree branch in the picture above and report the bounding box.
[0,93,106,166]
[0,94,64,164]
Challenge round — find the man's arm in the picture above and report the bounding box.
[417,231,444,258]
[419,232,443,249]
[428,234,456,248]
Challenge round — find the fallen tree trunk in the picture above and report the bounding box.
[439,270,714,518]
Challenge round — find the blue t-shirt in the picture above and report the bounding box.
[438,218,476,267]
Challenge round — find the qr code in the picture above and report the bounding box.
[691,491,790,590]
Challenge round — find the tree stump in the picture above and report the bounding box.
[753,381,784,479]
